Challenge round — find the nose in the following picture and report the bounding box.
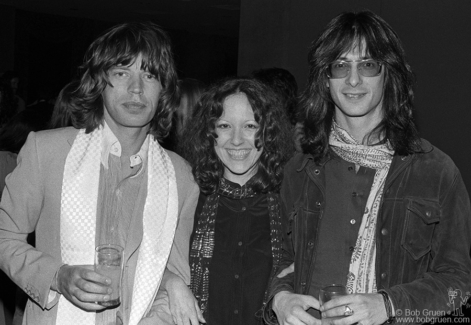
[230,127,244,146]
[345,64,362,87]
[128,75,144,94]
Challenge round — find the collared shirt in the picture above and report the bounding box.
[101,123,148,170]
[95,123,149,325]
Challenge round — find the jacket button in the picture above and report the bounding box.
[314,169,320,175]
[426,211,431,217]
[381,228,388,235]
[308,241,314,247]
[301,282,307,287]
[381,272,387,279]
[316,201,322,207]
[349,246,355,252]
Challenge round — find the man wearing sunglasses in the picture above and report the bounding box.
[264,10,471,325]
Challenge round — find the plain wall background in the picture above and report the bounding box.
[238,0,471,191]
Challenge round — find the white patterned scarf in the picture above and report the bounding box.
[56,126,178,325]
[329,121,393,294]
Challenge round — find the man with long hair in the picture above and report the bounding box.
[264,11,471,325]
[0,22,199,325]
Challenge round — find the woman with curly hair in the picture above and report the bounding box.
[160,77,294,325]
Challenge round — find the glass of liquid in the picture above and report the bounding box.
[319,284,348,320]
[95,244,124,308]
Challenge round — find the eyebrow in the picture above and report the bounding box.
[110,65,131,71]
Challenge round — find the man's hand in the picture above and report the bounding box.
[320,293,387,325]
[164,272,205,325]
[273,291,321,325]
[56,264,112,311]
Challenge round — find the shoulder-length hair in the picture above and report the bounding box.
[181,77,293,195]
[299,10,420,161]
[70,21,178,141]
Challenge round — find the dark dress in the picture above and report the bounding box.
[193,180,273,325]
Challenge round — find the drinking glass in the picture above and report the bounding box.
[319,284,347,320]
[95,244,124,307]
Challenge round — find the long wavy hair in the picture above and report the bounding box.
[70,21,178,140]
[299,10,420,161]
[181,77,293,195]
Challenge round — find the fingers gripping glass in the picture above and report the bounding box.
[327,59,382,79]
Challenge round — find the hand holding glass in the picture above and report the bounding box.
[95,244,124,307]
[319,284,347,320]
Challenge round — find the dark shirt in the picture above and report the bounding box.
[308,156,375,317]
[197,181,273,325]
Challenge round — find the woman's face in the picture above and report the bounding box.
[214,92,263,185]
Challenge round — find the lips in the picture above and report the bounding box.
[344,93,366,99]
[226,149,251,160]
[123,102,146,109]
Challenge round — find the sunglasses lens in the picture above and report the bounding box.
[329,62,349,78]
[358,60,381,77]
[328,60,381,78]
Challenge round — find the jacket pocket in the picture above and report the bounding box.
[401,198,440,260]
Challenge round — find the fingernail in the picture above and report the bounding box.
[107,288,112,294]
[106,278,111,285]
[104,295,110,301]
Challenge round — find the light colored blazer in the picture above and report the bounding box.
[0,127,198,325]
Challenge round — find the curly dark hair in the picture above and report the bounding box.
[181,77,294,195]
[299,10,420,161]
[70,21,178,140]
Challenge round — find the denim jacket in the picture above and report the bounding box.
[264,139,471,324]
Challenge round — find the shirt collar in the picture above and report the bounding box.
[101,122,149,169]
